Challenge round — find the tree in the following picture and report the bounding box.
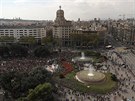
[26,83,53,101]
[41,36,55,49]
[70,33,100,48]
[41,36,57,50]
[34,46,50,57]
[19,36,36,46]
[0,67,52,99]
[0,44,28,58]
[70,34,82,47]
[9,44,28,57]
[0,70,24,98]
[27,36,36,45]
[0,45,10,58]
[41,36,53,46]
[0,36,15,42]
[19,67,52,96]
[46,29,53,37]
[24,67,52,89]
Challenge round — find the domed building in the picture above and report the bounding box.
[54,6,66,25]
[53,6,73,47]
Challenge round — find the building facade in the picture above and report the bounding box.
[110,20,135,45]
[70,29,106,48]
[53,6,73,47]
[0,26,46,41]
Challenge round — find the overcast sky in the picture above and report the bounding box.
[0,0,135,20]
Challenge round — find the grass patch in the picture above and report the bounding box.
[53,72,118,94]
[66,71,76,79]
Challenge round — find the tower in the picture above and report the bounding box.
[53,6,72,47]
[56,6,65,20]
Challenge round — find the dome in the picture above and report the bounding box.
[56,6,64,18]
[57,9,64,14]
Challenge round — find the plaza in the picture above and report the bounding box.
[0,1,135,101]
[52,48,135,101]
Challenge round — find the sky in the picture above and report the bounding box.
[0,0,135,20]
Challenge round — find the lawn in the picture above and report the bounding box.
[54,71,118,94]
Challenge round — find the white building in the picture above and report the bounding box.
[53,6,73,46]
[0,26,46,40]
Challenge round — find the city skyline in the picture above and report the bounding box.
[0,0,135,20]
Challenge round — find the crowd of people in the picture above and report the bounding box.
[106,50,135,101]
[0,50,77,74]
[1,48,135,101]
[0,57,48,73]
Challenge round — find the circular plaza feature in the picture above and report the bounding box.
[75,70,106,84]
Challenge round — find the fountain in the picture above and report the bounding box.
[80,52,85,60]
[75,64,106,84]
[88,64,94,76]
[72,52,92,62]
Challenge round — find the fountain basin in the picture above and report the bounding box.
[76,70,106,84]
[72,52,92,62]
[73,57,92,62]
